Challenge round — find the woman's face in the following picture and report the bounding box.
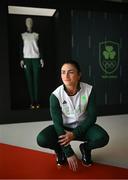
[61,63,81,87]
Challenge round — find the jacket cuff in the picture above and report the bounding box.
[62,144,74,157]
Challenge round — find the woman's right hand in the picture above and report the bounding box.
[67,154,78,171]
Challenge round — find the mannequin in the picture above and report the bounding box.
[20,17,44,109]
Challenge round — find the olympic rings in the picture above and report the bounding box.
[102,60,117,69]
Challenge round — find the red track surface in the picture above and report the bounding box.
[0,143,128,179]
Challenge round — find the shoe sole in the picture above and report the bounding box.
[57,163,63,166]
[81,161,92,167]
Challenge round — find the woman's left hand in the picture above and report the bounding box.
[58,131,75,146]
[67,154,78,171]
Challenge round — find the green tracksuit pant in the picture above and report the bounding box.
[24,58,41,104]
[37,124,109,155]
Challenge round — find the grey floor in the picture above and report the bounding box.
[0,114,128,169]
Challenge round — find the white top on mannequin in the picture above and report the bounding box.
[20,17,44,68]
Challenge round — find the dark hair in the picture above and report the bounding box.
[61,59,81,73]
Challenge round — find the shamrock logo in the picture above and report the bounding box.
[99,41,119,75]
[103,46,116,60]
[81,95,86,104]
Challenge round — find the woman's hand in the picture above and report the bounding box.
[67,154,78,171]
[58,131,75,146]
[58,132,78,171]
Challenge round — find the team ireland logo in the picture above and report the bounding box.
[99,41,120,75]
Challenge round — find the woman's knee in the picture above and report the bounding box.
[36,125,58,148]
[103,131,109,146]
[86,124,110,148]
[94,126,110,147]
[37,130,48,147]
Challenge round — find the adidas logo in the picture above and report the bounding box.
[62,100,67,104]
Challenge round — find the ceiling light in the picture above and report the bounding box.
[8,6,56,17]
